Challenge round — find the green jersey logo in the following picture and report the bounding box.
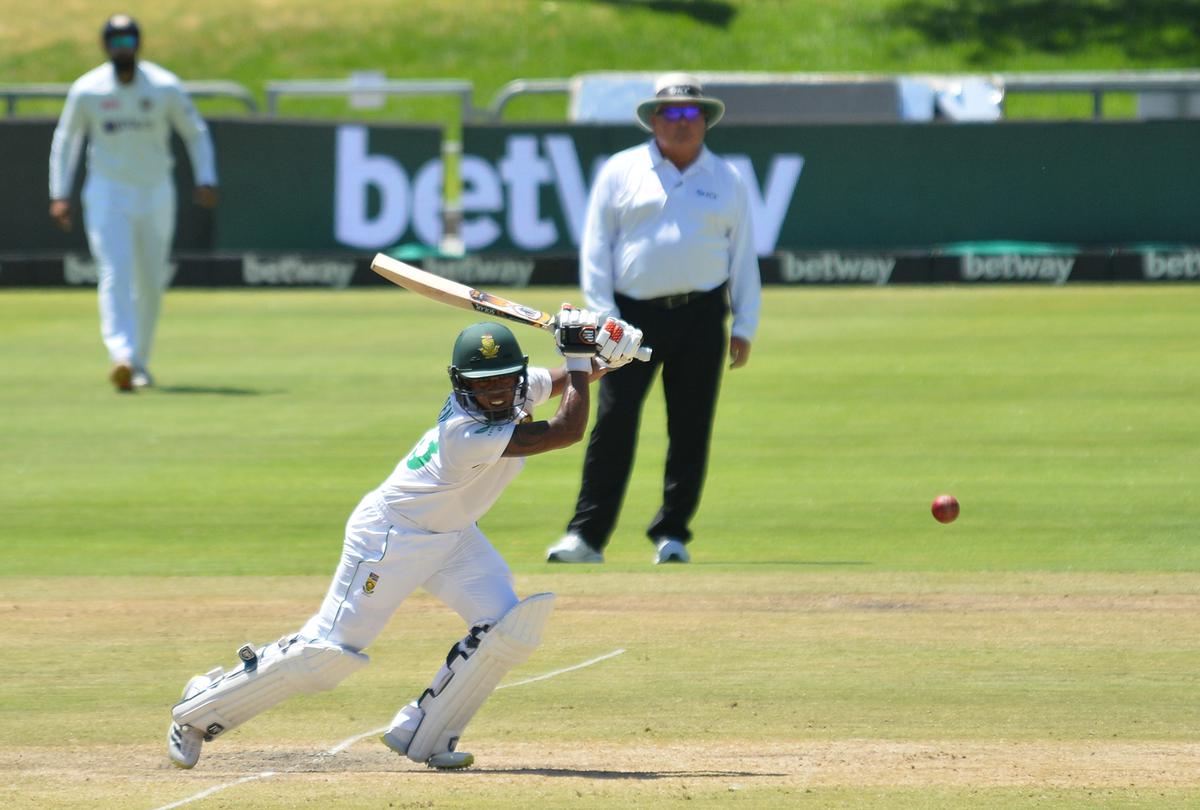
[405,437,439,470]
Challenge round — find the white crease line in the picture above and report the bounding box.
[324,649,626,757]
[325,725,388,756]
[153,647,625,809]
[496,647,626,690]
[153,773,276,810]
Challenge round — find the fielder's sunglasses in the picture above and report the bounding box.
[656,105,704,122]
[107,35,138,49]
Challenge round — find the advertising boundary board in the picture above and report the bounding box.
[3,248,1199,288]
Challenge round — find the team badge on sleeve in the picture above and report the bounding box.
[364,572,380,595]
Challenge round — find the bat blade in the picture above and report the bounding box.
[370,252,652,361]
[371,253,554,331]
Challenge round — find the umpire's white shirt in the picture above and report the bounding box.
[580,140,761,341]
[48,60,217,197]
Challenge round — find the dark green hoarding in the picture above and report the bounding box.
[2,118,1198,255]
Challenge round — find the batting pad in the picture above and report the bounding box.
[172,636,369,739]
[404,592,555,761]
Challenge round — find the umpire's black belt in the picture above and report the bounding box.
[622,283,726,310]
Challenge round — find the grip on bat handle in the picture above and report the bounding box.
[635,346,653,362]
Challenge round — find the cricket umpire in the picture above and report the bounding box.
[49,15,218,392]
[546,72,762,565]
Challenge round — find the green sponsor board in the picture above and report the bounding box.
[461,121,1200,252]
[3,119,1199,255]
[0,119,442,253]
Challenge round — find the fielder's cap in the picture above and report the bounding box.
[451,322,527,379]
[635,72,725,132]
[102,14,140,45]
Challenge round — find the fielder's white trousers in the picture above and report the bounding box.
[82,175,176,368]
[299,493,519,652]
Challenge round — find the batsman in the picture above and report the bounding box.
[167,306,643,770]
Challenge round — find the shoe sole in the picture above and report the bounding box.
[427,751,474,769]
[167,724,200,769]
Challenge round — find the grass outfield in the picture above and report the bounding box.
[2,286,1199,809]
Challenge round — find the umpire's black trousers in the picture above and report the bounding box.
[567,284,728,550]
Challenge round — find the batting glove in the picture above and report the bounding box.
[555,304,599,371]
[595,317,643,369]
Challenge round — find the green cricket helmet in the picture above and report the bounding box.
[448,322,529,424]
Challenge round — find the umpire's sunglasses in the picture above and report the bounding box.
[656,105,704,122]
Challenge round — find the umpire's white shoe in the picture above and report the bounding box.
[654,537,690,564]
[546,533,603,563]
[167,674,211,769]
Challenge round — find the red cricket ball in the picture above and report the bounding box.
[931,494,960,524]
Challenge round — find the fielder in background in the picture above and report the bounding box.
[167,309,643,770]
[547,72,762,566]
[48,14,218,392]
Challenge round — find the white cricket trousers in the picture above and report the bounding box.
[299,493,519,652]
[82,175,176,368]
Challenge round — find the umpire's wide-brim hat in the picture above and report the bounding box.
[635,72,725,132]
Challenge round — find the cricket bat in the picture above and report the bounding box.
[370,253,652,361]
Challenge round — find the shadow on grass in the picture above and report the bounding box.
[585,0,737,28]
[884,0,1200,61]
[154,385,279,396]
[466,767,783,779]
[691,560,872,566]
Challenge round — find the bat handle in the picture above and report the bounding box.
[635,346,653,362]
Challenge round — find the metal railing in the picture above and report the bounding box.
[264,78,476,118]
[486,70,1200,121]
[487,78,572,120]
[0,80,258,115]
[7,70,1200,121]
[999,70,1200,117]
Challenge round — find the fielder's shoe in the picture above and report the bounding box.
[546,533,604,563]
[167,674,212,769]
[653,537,690,564]
[132,366,155,389]
[109,361,134,392]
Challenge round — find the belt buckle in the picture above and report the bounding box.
[662,293,689,309]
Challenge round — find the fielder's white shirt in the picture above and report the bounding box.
[580,140,762,341]
[49,60,217,198]
[371,367,554,533]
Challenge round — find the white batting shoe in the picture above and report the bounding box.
[426,751,474,770]
[654,537,690,564]
[546,533,603,563]
[168,722,204,769]
[167,674,212,769]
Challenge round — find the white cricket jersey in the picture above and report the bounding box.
[48,60,217,198]
[580,140,762,341]
[370,367,554,533]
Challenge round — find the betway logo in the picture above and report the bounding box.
[243,254,356,288]
[334,127,803,255]
[1143,251,1200,280]
[63,253,177,285]
[962,254,1074,284]
[779,252,896,285]
[424,256,535,286]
